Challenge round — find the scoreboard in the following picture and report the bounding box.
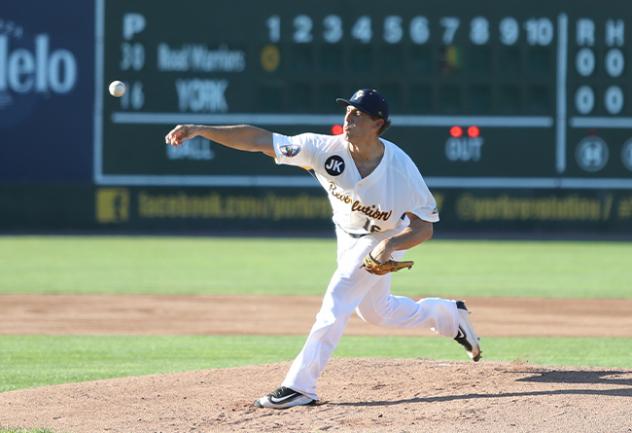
[95,0,632,189]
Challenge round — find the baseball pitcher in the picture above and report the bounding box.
[165,89,482,409]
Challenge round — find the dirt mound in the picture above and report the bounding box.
[2,359,631,433]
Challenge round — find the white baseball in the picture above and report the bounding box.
[108,80,127,97]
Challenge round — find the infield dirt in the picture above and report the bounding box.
[1,294,632,336]
[1,295,631,433]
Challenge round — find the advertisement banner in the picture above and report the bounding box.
[0,0,93,182]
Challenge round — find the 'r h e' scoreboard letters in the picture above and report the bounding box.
[96,0,632,190]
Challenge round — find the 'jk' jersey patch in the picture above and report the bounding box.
[324,155,345,176]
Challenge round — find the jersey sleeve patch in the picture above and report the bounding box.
[273,132,319,168]
[279,144,301,157]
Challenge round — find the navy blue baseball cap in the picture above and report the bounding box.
[336,89,390,121]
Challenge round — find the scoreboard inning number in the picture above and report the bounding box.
[265,15,555,46]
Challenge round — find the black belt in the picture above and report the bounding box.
[336,225,369,238]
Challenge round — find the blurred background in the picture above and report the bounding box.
[1,0,631,237]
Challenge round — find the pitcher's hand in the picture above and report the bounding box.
[165,124,197,146]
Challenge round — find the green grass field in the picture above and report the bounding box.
[0,236,631,393]
[1,335,631,393]
[1,236,630,298]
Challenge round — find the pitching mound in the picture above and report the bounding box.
[2,359,631,433]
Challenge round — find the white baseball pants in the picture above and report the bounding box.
[281,227,461,401]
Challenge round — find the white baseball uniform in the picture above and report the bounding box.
[272,132,463,401]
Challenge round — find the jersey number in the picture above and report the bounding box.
[363,219,382,233]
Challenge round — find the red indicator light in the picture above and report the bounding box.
[449,126,463,138]
[467,126,480,138]
[331,124,344,135]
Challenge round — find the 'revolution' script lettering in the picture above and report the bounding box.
[351,201,392,221]
[328,183,392,221]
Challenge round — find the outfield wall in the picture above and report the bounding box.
[2,185,631,234]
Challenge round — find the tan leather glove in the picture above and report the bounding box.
[362,253,414,276]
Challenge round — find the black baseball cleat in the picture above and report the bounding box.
[254,386,317,409]
[454,301,482,362]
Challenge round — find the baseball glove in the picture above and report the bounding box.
[362,253,414,276]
